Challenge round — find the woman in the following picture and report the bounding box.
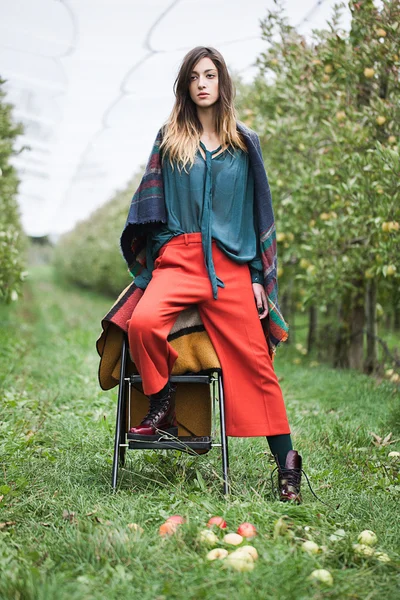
[121,46,302,503]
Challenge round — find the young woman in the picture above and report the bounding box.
[121,46,303,503]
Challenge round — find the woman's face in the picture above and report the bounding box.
[188,57,219,108]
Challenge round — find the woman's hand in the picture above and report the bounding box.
[252,283,269,319]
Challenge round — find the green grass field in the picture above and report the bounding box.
[1,266,399,599]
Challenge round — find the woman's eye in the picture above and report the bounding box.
[190,73,215,81]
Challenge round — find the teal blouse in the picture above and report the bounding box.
[134,141,264,298]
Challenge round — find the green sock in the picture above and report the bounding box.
[266,434,293,468]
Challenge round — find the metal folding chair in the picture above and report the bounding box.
[111,334,230,493]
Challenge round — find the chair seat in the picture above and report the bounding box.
[129,372,220,385]
[127,435,213,451]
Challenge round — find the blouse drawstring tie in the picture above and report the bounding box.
[199,140,225,300]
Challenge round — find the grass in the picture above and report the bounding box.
[0,265,399,599]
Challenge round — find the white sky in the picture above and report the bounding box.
[0,0,351,238]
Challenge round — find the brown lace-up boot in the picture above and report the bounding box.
[273,450,303,504]
[129,382,178,439]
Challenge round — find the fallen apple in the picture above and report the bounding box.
[237,522,257,539]
[374,551,391,563]
[223,533,243,546]
[301,541,320,555]
[352,543,375,556]
[309,569,333,585]
[357,530,377,546]
[207,516,227,529]
[206,548,228,561]
[198,529,219,546]
[159,521,179,537]
[166,515,186,524]
[329,528,346,542]
[224,552,254,572]
[231,545,258,561]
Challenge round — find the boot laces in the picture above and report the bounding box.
[144,398,170,422]
[144,384,176,423]
[279,466,301,489]
[270,465,339,511]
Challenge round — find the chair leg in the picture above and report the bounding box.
[111,334,128,490]
[119,380,127,467]
[218,371,230,495]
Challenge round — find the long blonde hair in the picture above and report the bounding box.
[160,46,247,172]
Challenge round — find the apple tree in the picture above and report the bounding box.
[237,0,399,372]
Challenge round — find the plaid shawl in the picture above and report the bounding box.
[119,121,289,357]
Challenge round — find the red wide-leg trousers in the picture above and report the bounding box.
[127,233,291,437]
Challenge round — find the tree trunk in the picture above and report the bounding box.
[394,286,400,332]
[307,305,317,354]
[326,302,335,317]
[333,278,365,370]
[333,297,350,369]
[364,279,378,374]
[348,278,365,371]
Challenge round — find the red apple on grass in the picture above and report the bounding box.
[166,515,186,524]
[207,516,227,529]
[237,522,257,539]
[159,521,179,537]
